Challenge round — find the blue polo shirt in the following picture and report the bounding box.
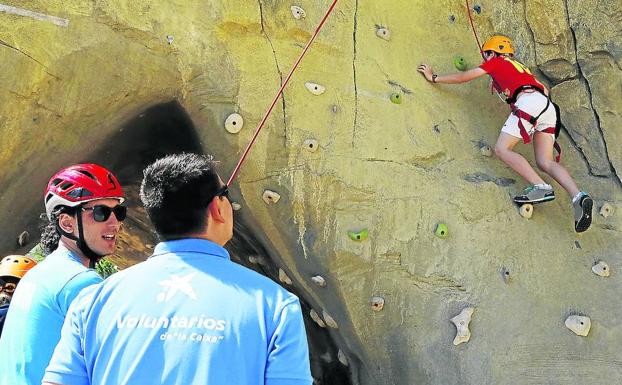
[44,238,312,385]
[0,245,102,385]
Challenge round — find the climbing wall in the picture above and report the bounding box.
[1,1,622,384]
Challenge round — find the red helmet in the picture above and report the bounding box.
[44,164,125,220]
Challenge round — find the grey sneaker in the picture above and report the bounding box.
[513,184,556,204]
[573,192,593,233]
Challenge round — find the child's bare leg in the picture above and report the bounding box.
[533,132,580,197]
[494,133,546,185]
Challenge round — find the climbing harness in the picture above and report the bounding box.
[508,86,562,162]
[226,0,339,187]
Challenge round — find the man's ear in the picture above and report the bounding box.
[208,198,226,223]
[58,213,75,234]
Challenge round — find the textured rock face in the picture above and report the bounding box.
[1,1,622,384]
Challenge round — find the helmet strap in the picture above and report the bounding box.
[57,208,102,269]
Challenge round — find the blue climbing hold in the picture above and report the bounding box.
[473,5,482,14]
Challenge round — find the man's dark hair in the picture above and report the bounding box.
[140,153,221,240]
[40,207,78,255]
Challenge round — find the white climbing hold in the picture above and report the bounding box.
[224,113,244,134]
[231,202,242,211]
[311,275,326,287]
[450,307,474,345]
[565,315,591,336]
[262,190,281,204]
[371,296,385,312]
[592,260,610,277]
[303,139,319,152]
[278,268,292,285]
[322,310,338,329]
[519,204,533,219]
[310,309,326,328]
[376,27,391,41]
[291,5,306,19]
[600,202,614,218]
[337,350,349,366]
[166,35,174,44]
[17,230,29,247]
[304,82,325,95]
[480,145,493,157]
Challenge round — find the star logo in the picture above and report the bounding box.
[156,273,198,303]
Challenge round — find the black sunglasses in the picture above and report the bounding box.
[82,205,127,222]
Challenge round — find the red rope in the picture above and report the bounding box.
[465,0,484,59]
[226,0,339,186]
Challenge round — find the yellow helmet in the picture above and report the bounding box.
[482,35,515,55]
[0,255,37,279]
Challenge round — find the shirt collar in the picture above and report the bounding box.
[151,238,230,260]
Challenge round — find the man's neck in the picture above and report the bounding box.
[58,238,91,267]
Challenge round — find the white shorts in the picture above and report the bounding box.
[501,91,557,139]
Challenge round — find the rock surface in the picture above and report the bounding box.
[1,1,621,384]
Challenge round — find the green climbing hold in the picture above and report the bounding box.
[454,56,468,71]
[435,223,449,239]
[390,93,402,104]
[348,229,369,242]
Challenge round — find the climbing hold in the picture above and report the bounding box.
[480,145,493,157]
[262,190,281,205]
[454,56,468,71]
[347,229,368,242]
[592,261,610,277]
[311,275,326,287]
[332,105,339,113]
[449,15,456,23]
[501,267,511,283]
[278,268,292,285]
[599,202,614,218]
[450,307,474,345]
[519,204,533,219]
[322,310,339,329]
[473,5,482,14]
[224,113,244,134]
[435,223,449,239]
[303,139,319,152]
[304,82,325,95]
[376,27,391,41]
[166,35,174,44]
[390,93,402,104]
[17,230,29,247]
[291,5,306,19]
[337,350,349,366]
[231,202,242,211]
[371,296,385,312]
[565,315,591,337]
[310,309,326,328]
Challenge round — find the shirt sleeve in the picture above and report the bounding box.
[478,57,498,74]
[57,270,102,315]
[43,290,92,385]
[265,298,313,385]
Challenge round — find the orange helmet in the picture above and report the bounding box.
[0,255,37,279]
[482,35,515,55]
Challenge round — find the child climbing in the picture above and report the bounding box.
[417,35,593,232]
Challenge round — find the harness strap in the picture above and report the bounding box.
[510,105,562,163]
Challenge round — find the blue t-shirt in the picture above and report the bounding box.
[0,245,102,385]
[0,304,8,336]
[44,238,312,385]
